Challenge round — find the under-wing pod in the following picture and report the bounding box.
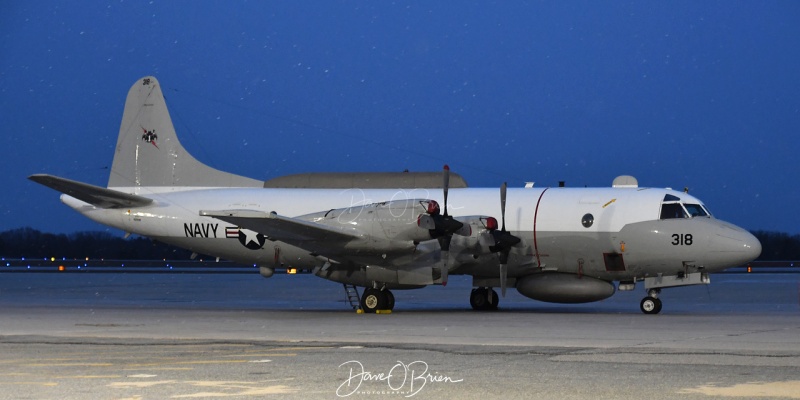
[516,273,615,303]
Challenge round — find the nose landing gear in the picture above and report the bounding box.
[640,289,662,314]
[639,272,710,315]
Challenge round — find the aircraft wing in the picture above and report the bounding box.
[28,174,153,209]
[200,209,360,250]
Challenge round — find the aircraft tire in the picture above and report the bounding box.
[640,296,662,314]
[469,289,485,310]
[469,288,498,311]
[385,290,395,311]
[488,289,499,310]
[361,288,387,313]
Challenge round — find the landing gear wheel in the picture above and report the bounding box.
[488,289,499,310]
[361,288,387,313]
[470,289,486,310]
[385,290,395,311]
[470,288,499,311]
[640,296,663,315]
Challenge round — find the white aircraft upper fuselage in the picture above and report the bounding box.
[31,76,761,314]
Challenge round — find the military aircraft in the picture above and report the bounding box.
[30,76,761,314]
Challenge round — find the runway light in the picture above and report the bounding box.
[287,268,297,274]
[50,257,55,262]
[58,265,65,272]
[747,264,752,273]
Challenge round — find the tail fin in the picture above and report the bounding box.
[108,76,262,190]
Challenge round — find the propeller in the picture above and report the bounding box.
[417,165,464,286]
[486,182,521,297]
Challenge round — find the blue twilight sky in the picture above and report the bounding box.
[2,1,799,235]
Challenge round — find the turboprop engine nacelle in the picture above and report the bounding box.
[516,273,615,303]
[307,198,437,243]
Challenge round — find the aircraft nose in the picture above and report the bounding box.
[742,229,762,261]
[709,221,762,269]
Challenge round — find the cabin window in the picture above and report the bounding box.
[581,213,594,228]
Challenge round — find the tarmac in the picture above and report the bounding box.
[0,271,799,399]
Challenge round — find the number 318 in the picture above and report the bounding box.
[672,233,693,245]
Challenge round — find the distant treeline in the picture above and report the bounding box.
[0,227,797,261]
[0,227,196,260]
[752,230,800,261]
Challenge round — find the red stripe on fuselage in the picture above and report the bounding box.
[533,187,549,268]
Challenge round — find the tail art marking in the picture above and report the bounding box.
[141,127,159,149]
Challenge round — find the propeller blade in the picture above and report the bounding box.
[500,181,507,231]
[442,165,450,216]
[499,263,507,297]
[497,183,516,299]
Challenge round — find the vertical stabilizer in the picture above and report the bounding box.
[108,76,262,190]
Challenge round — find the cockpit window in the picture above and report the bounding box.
[660,203,687,219]
[660,199,712,220]
[684,203,710,218]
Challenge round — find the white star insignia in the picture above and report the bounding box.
[241,229,261,246]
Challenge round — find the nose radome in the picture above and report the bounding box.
[742,230,762,261]
[712,221,762,266]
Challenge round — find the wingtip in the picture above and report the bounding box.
[28,173,49,182]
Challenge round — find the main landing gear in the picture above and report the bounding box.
[360,288,395,313]
[470,287,499,311]
[640,289,662,315]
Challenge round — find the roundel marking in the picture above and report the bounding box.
[238,229,266,250]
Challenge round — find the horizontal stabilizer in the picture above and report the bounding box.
[29,174,153,209]
[200,209,358,244]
